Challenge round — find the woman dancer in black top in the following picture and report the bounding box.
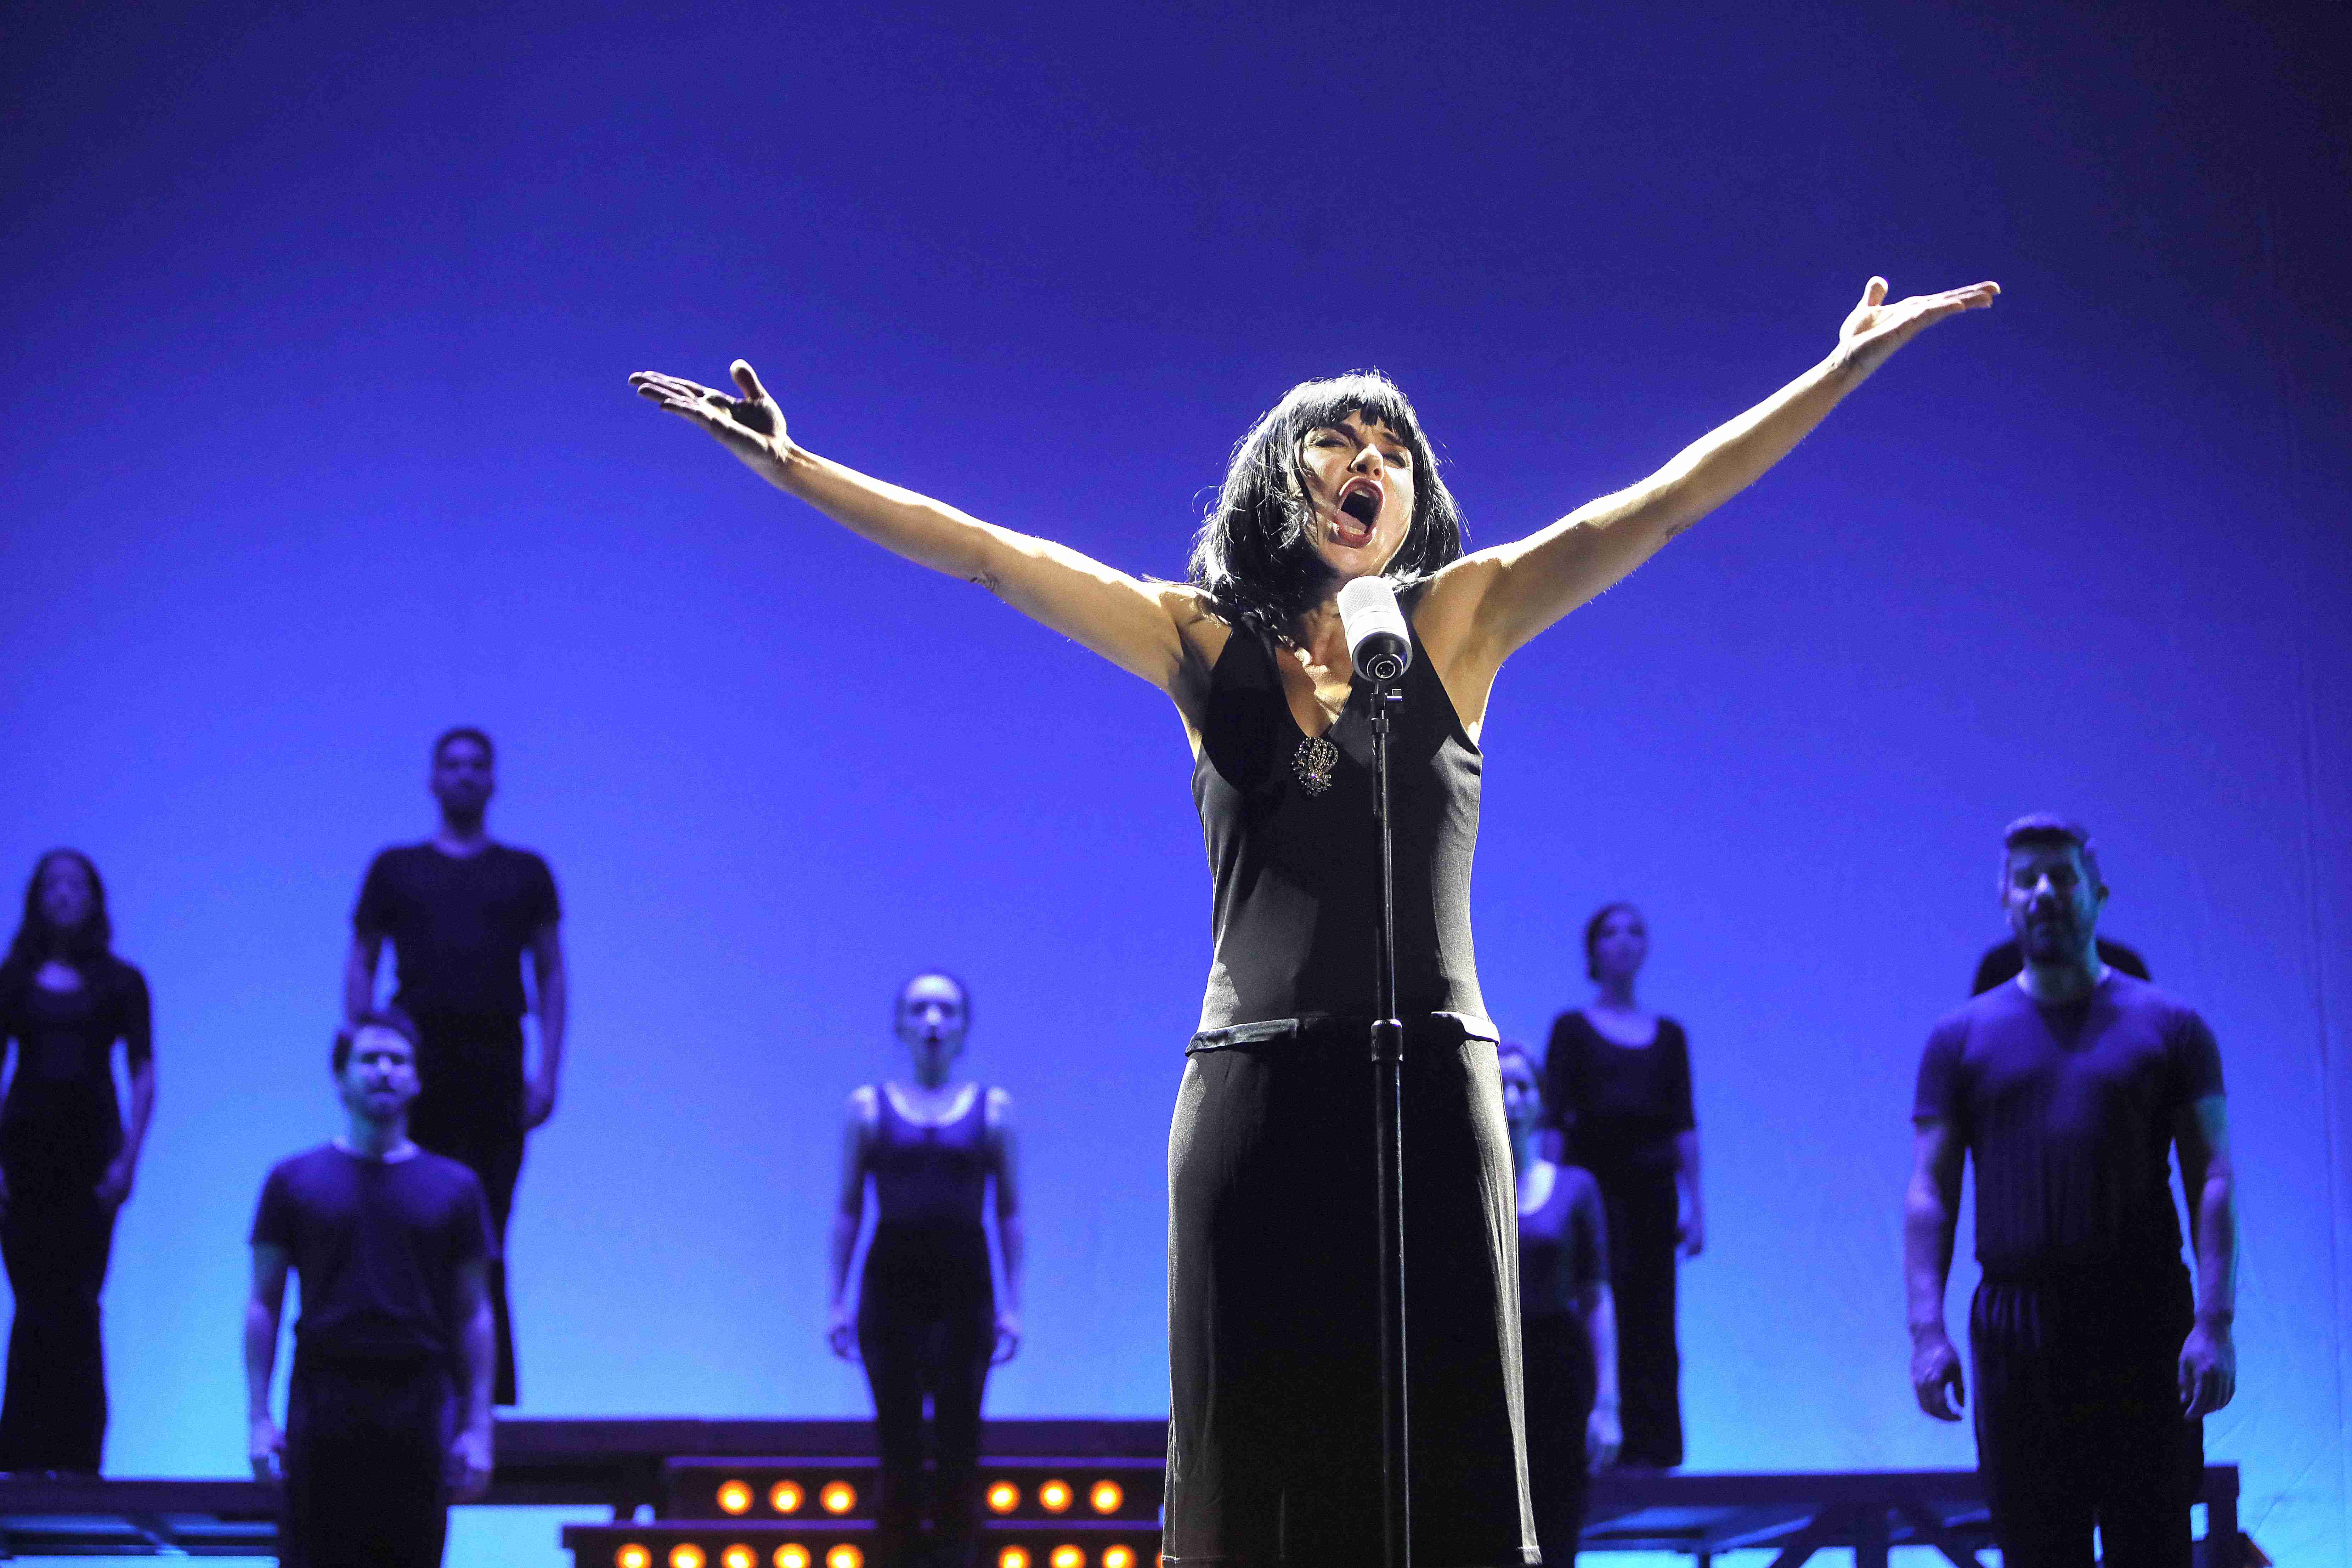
[1543,902,1701,1469]
[0,850,156,1473]
[1500,1045,1616,1568]
[829,973,1023,1568]
[633,272,1995,1566]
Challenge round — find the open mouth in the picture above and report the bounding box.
[1335,483,1380,543]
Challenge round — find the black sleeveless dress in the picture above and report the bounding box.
[1165,620,1535,1568]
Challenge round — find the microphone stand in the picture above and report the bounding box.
[1368,672,1410,1568]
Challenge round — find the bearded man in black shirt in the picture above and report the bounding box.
[245,1011,494,1568]
[344,726,565,1405]
[1903,816,2237,1568]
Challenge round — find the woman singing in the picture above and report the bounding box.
[1544,902,1700,1469]
[0,850,156,1474]
[1500,1044,1616,1568]
[634,272,1995,1567]
[829,973,1022,1568]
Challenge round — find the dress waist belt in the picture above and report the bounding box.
[1187,1009,1498,1054]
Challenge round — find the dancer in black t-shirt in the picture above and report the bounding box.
[1542,902,1700,1469]
[0,850,155,1474]
[345,725,564,1404]
[1499,1045,1616,1568]
[245,1009,494,1568]
[1905,817,2236,1568]
[829,973,1023,1568]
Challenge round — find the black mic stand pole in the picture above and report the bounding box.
[1369,672,1410,1568]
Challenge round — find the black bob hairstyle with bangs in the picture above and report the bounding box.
[1186,372,1468,647]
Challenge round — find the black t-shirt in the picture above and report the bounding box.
[1914,972,2223,1281]
[1541,1012,1695,1176]
[1518,1160,1609,1320]
[0,957,152,1185]
[250,1144,493,1364]
[1971,935,2149,997]
[352,843,560,1019]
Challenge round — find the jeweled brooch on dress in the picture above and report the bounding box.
[1292,734,1338,797]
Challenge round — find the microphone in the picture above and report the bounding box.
[1338,577,1413,684]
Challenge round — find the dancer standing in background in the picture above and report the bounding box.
[247,1009,494,1567]
[829,972,1023,1568]
[1906,816,2234,1568]
[632,270,1995,1567]
[0,850,154,1474]
[1500,1045,1617,1568]
[1971,932,2146,996]
[1543,902,1700,1470]
[345,725,564,1405]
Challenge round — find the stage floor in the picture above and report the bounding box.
[0,1419,2247,1566]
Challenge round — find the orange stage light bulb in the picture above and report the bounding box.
[771,1481,805,1514]
[1038,1480,1072,1514]
[1089,1481,1123,1515]
[820,1482,857,1515]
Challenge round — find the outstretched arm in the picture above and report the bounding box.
[1420,278,1999,684]
[631,363,1202,693]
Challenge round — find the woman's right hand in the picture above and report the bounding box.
[826,1304,859,1362]
[629,361,795,489]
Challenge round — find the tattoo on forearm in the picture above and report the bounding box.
[969,570,1003,596]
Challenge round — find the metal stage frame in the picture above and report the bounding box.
[0,1420,2245,1565]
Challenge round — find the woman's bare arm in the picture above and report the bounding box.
[1419,278,1999,693]
[631,363,1202,692]
[825,1089,875,1359]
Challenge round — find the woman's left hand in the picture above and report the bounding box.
[1678,1212,1706,1259]
[94,1157,135,1210]
[992,1311,1023,1365]
[1832,276,2000,382]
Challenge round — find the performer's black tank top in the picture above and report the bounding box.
[871,1085,991,1226]
[1190,615,1489,1036]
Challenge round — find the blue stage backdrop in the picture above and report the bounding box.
[3,1,2346,1563]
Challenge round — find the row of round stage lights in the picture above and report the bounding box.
[715,1480,858,1518]
[614,1547,856,1568]
[711,1476,1126,1519]
[611,1545,1149,1568]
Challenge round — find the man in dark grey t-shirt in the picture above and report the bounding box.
[1902,816,2237,1568]
[245,1010,494,1568]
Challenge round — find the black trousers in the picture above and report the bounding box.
[405,1011,525,1406]
[1970,1265,2202,1568]
[1521,1312,1597,1568]
[859,1222,994,1568]
[281,1357,454,1568]
[0,1181,116,1473]
[1592,1166,1680,1468]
